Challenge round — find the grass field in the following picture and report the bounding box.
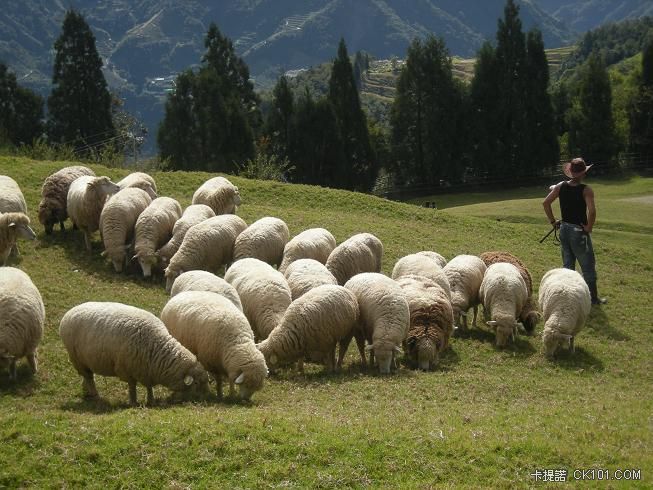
[1,156,651,488]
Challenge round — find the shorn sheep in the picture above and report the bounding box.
[539,268,591,358]
[0,213,36,266]
[283,258,337,300]
[134,197,183,277]
[225,258,292,341]
[59,302,209,405]
[391,252,451,300]
[344,273,409,374]
[38,165,95,234]
[164,214,247,293]
[161,291,268,400]
[99,188,152,272]
[233,217,290,266]
[443,254,486,331]
[0,175,28,257]
[67,175,121,251]
[170,270,243,311]
[0,267,44,380]
[257,284,359,373]
[326,232,383,285]
[278,228,337,273]
[192,176,241,215]
[117,172,157,200]
[156,204,215,266]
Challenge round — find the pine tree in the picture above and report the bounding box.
[47,10,114,154]
[266,75,294,158]
[0,63,43,146]
[628,41,653,159]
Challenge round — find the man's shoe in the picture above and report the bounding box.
[591,296,607,305]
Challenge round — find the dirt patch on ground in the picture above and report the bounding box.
[619,195,653,205]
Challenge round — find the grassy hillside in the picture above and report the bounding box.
[1,156,652,487]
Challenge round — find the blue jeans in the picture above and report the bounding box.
[559,222,597,283]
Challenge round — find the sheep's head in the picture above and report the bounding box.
[366,343,402,374]
[233,187,242,206]
[38,202,56,234]
[406,335,437,371]
[486,315,520,348]
[233,357,268,401]
[173,363,210,397]
[164,266,182,293]
[521,310,541,334]
[91,176,120,198]
[542,330,573,358]
[135,253,158,278]
[6,214,36,241]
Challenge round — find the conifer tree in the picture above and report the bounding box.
[0,63,43,146]
[628,41,653,159]
[266,75,294,158]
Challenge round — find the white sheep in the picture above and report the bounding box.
[67,175,121,251]
[257,284,359,373]
[59,302,209,405]
[134,197,183,277]
[156,204,215,266]
[283,258,337,300]
[0,213,36,266]
[479,262,528,347]
[278,227,337,273]
[539,268,591,358]
[416,251,447,268]
[192,176,241,215]
[170,270,243,311]
[0,267,45,380]
[161,291,268,400]
[225,258,292,341]
[38,165,96,234]
[117,172,157,199]
[391,253,451,300]
[164,214,247,293]
[233,216,290,266]
[99,188,152,272]
[344,273,409,374]
[443,254,486,331]
[0,175,28,257]
[326,232,383,285]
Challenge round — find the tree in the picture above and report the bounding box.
[0,63,43,146]
[628,41,653,159]
[265,75,294,158]
[47,10,114,154]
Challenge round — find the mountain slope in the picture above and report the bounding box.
[536,0,653,31]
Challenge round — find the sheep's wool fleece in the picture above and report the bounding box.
[391,253,451,299]
[443,254,486,310]
[283,258,337,300]
[233,217,290,265]
[170,270,243,311]
[278,228,337,273]
[539,268,591,337]
[0,175,27,214]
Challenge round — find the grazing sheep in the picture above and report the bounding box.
[164,214,247,293]
[0,213,36,265]
[480,251,539,334]
[99,188,152,272]
[344,273,409,374]
[67,175,121,251]
[59,302,209,405]
[233,217,290,266]
[326,233,383,285]
[479,263,528,347]
[416,251,447,268]
[117,172,157,200]
[192,176,241,215]
[283,258,337,300]
[134,197,183,277]
[443,255,486,331]
[539,268,591,358]
[257,284,359,373]
[225,258,292,341]
[170,270,243,311]
[157,204,215,266]
[391,253,451,300]
[396,275,453,371]
[0,175,27,214]
[161,291,268,400]
[38,165,95,234]
[278,227,337,273]
[0,267,44,380]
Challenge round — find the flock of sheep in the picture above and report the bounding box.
[0,167,592,405]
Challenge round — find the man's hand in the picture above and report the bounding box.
[582,224,592,233]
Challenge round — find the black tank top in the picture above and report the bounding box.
[559,182,587,225]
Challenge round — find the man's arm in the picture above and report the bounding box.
[583,185,596,233]
[542,184,561,225]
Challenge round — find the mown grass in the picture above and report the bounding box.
[1,156,651,488]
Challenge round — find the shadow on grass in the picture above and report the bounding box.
[549,345,605,372]
[0,366,41,396]
[587,305,629,341]
[456,326,538,358]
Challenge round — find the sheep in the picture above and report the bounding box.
[67,175,121,251]
[443,254,486,331]
[164,214,247,293]
[344,273,410,374]
[170,270,243,311]
[480,251,539,334]
[396,275,454,371]
[59,302,209,405]
[416,251,447,268]
[0,213,36,266]
[161,291,268,400]
[278,227,337,273]
[257,284,359,373]
[391,253,451,300]
[133,197,183,277]
[192,176,241,215]
[539,268,591,358]
[326,233,383,285]
[117,172,157,200]
[156,204,215,266]
[479,263,528,347]
[38,165,95,234]
[0,175,28,257]
[283,258,337,300]
[99,188,152,272]
[0,267,44,380]
[225,258,292,341]
[233,217,290,266]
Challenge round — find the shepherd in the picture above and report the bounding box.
[542,157,607,305]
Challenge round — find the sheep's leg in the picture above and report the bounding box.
[229,381,235,398]
[326,348,336,373]
[82,372,98,399]
[128,381,138,406]
[354,334,367,368]
[472,305,478,327]
[216,376,223,399]
[337,334,353,371]
[296,359,304,373]
[146,386,155,406]
[26,350,38,374]
[8,359,17,381]
[60,220,65,231]
[83,230,92,251]
[569,337,575,353]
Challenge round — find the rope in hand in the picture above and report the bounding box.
[539,222,560,245]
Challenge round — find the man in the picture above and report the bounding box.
[542,157,607,305]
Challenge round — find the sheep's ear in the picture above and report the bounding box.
[100,250,107,258]
[486,320,497,327]
[365,344,374,351]
[132,255,138,261]
[9,222,16,228]
[184,375,194,386]
[234,373,245,385]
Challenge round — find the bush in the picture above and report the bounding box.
[236,152,294,182]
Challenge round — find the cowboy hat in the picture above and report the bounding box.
[563,157,592,179]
